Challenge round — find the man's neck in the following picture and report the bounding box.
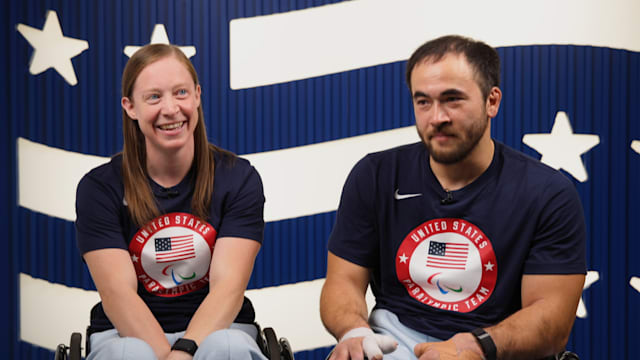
[430,137,495,192]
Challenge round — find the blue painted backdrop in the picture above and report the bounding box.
[2,0,639,359]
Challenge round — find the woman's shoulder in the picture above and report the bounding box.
[210,146,262,190]
[77,154,124,194]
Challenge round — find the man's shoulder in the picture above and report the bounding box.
[497,141,575,190]
[363,142,425,165]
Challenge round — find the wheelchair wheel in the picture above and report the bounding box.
[263,327,281,360]
[69,332,82,360]
[54,343,68,360]
[279,337,294,360]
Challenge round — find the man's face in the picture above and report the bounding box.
[410,53,497,164]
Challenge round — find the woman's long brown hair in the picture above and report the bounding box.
[121,44,220,227]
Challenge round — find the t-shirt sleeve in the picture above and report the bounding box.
[75,173,128,255]
[217,165,265,243]
[523,174,587,274]
[327,156,379,268]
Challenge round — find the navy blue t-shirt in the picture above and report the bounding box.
[328,141,586,340]
[76,150,265,333]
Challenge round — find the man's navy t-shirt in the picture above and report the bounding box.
[328,141,586,340]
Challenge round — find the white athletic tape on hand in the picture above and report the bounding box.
[340,327,398,360]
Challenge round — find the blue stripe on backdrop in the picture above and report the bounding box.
[3,0,640,359]
[627,52,640,360]
[1,0,14,358]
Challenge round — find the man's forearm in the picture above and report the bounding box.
[485,302,570,359]
[485,274,584,359]
[320,277,370,340]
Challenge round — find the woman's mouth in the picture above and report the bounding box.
[158,121,185,131]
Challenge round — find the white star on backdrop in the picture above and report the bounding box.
[632,140,640,155]
[522,112,600,182]
[124,24,196,58]
[576,270,599,318]
[484,261,494,271]
[131,254,139,263]
[16,10,89,86]
[398,253,408,264]
[631,277,640,293]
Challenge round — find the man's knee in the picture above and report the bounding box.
[196,328,263,359]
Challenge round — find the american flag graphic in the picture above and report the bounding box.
[426,241,469,270]
[154,235,196,263]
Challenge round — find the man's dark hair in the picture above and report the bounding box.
[405,35,500,99]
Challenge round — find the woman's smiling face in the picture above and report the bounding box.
[122,55,201,159]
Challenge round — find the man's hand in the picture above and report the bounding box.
[414,333,484,360]
[329,327,398,360]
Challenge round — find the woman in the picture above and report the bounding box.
[75,43,266,360]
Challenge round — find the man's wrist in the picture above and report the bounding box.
[470,328,497,360]
[339,326,374,342]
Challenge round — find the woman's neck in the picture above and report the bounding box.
[145,142,195,188]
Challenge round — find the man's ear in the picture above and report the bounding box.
[121,97,137,119]
[486,86,502,118]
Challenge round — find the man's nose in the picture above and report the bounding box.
[429,102,450,127]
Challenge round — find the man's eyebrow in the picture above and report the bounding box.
[412,91,429,99]
[441,89,466,97]
[413,89,467,99]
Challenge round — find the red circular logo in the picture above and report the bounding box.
[396,218,497,312]
[129,212,217,297]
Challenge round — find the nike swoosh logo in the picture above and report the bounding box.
[394,189,422,200]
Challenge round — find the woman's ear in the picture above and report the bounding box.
[121,97,137,119]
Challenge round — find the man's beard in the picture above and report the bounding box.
[419,116,489,165]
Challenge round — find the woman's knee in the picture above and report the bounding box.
[195,329,264,360]
[88,333,156,360]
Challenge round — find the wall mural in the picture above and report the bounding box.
[4,0,639,359]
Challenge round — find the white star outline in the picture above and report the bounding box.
[576,270,599,318]
[631,277,640,293]
[16,10,89,86]
[484,261,494,271]
[398,253,408,264]
[522,111,600,182]
[124,24,196,58]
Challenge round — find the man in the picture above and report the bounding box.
[320,35,586,360]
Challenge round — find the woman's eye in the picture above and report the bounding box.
[148,94,160,100]
[177,89,188,96]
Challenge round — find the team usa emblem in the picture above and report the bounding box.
[129,212,217,297]
[396,218,497,312]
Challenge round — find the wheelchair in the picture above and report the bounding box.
[54,322,294,360]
